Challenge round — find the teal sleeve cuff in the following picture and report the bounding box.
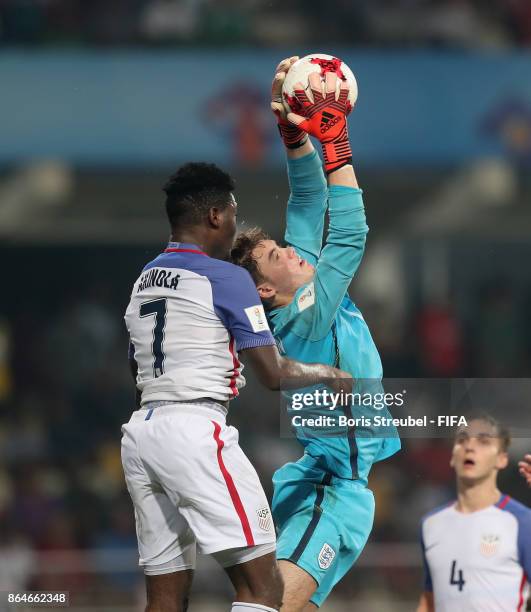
[287,150,327,193]
[328,185,364,211]
[328,185,367,230]
[328,185,363,196]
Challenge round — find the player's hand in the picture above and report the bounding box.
[271,56,308,149]
[518,454,531,486]
[287,72,352,174]
[329,368,354,405]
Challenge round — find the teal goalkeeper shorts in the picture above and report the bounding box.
[272,455,375,608]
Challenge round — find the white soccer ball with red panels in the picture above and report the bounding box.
[282,53,358,115]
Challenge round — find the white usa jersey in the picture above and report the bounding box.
[124,242,275,406]
[421,495,531,612]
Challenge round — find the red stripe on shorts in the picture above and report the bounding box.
[211,421,254,546]
[517,571,527,612]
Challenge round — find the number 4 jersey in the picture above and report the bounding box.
[124,242,275,406]
[421,494,531,612]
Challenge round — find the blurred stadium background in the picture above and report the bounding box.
[1,0,531,610]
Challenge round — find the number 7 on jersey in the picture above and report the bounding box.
[140,298,167,378]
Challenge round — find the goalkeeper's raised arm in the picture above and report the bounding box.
[271,57,328,266]
[284,71,366,338]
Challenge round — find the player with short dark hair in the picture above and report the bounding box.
[163,162,236,228]
[122,160,351,612]
[231,58,400,610]
[417,415,531,612]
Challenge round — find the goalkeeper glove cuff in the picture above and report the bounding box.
[322,139,352,174]
[277,122,308,149]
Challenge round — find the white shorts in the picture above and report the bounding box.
[121,401,276,571]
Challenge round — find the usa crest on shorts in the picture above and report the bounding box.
[257,507,272,532]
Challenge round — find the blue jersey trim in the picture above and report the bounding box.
[237,336,276,351]
[495,493,511,508]
[498,495,531,578]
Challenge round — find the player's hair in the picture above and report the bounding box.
[231,227,275,308]
[458,413,511,452]
[163,162,235,227]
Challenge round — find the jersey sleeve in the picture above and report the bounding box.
[210,265,276,352]
[284,150,328,266]
[421,525,433,592]
[518,514,531,578]
[506,500,531,578]
[291,185,368,340]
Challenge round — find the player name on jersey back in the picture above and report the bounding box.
[125,245,275,408]
[137,267,180,292]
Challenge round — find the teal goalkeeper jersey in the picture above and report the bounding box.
[268,151,401,482]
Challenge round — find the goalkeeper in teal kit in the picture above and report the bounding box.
[232,57,401,611]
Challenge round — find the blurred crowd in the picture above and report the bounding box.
[1,0,531,48]
[0,245,528,603]
[0,276,138,603]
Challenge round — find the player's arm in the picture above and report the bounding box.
[309,164,366,336]
[515,505,531,578]
[128,342,141,408]
[518,454,531,486]
[287,73,367,337]
[271,57,327,265]
[240,343,350,392]
[417,526,434,612]
[416,592,434,612]
[210,264,351,392]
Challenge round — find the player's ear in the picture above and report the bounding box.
[208,207,222,228]
[496,451,509,470]
[257,283,275,301]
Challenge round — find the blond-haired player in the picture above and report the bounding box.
[418,416,530,612]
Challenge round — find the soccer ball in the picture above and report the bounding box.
[282,53,358,115]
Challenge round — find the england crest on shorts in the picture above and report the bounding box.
[318,543,335,570]
[257,507,272,532]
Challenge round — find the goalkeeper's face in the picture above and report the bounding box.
[252,240,315,307]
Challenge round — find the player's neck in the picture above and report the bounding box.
[170,230,216,258]
[455,478,501,514]
[272,287,300,309]
[272,292,292,309]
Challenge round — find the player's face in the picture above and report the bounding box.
[252,239,315,303]
[450,419,508,483]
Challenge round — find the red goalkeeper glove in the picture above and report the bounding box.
[288,72,352,174]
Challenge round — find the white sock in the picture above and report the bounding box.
[231,603,277,612]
